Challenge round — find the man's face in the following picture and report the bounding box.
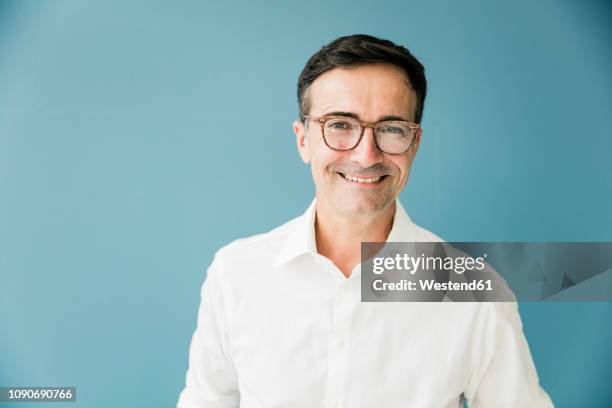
[293,63,421,218]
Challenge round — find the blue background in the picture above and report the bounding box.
[1,0,611,406]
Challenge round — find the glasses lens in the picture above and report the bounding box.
[376,122,414,154]
[323,117,360,150]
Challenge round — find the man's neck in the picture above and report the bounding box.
[314,199,396,278]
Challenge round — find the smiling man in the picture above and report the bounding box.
[294,61,422,279]
[177,34,553,408]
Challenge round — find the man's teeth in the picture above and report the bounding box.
[342,173,382,183]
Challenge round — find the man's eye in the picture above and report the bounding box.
[380,126,404,134]
[329,121,351,130]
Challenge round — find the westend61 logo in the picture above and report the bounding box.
[361,242,612,302]
[368,250,493,297]
[361,242,503,302]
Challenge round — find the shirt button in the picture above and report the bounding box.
[334,399,343,408]
[336,339,346,350]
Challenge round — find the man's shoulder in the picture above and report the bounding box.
[205,214,305,290]
[214,214,300,262]
[412,223,445,242]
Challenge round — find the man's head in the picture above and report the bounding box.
[292,34,427,218]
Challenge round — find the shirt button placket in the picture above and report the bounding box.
[324,280,353,408]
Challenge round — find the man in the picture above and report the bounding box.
[177,34,553,407]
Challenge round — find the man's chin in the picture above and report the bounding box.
[333,195,393,218]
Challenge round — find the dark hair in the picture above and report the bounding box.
[297,34,427,124]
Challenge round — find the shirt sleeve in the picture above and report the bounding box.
[465,302,554,408]
[177,252,240,408]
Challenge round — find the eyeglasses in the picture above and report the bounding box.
[304,115,421,155]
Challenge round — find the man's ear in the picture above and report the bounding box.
[293,120,310,164]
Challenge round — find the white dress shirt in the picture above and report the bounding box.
[177,199,553,408]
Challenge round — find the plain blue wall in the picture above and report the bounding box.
[1,0,611,406]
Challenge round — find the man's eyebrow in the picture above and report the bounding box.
[322,111,411,122]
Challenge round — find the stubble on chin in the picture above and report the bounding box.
[330,182,395,218]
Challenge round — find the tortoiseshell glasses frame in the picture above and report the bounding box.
[304,115,421,155]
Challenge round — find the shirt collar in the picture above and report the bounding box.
[272,198,417,268]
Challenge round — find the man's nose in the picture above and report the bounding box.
[349,127,384,168]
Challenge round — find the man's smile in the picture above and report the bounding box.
[337,171,389,186]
